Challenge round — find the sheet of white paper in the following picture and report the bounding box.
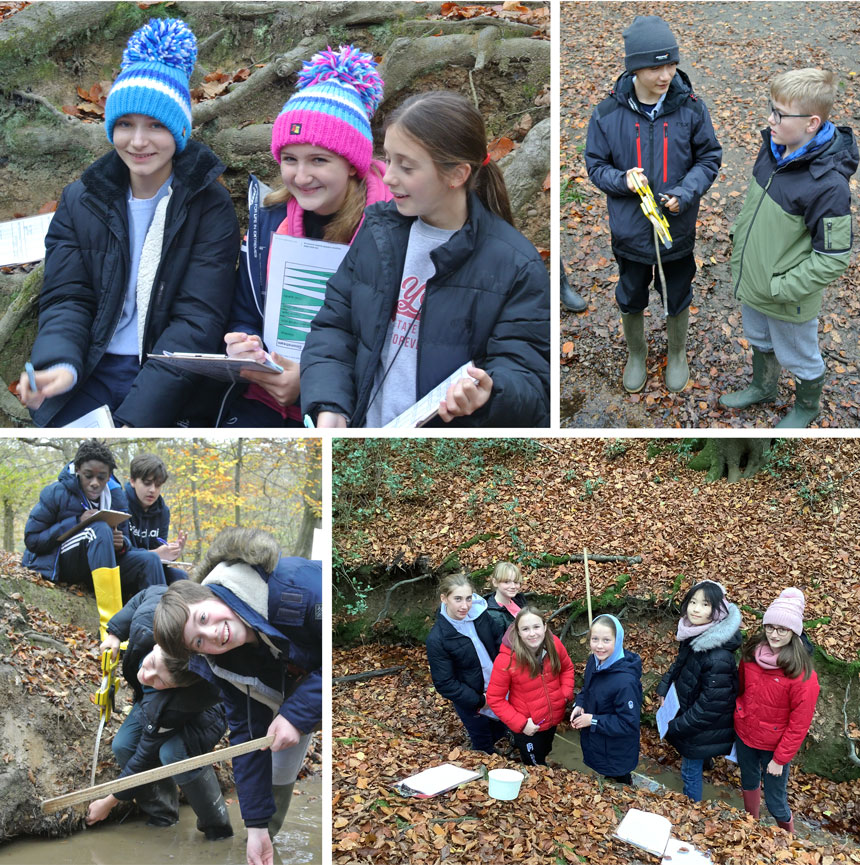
[264,234,349,362]
[0,213,54,266]
[382,360,475,429]
[724,742,738,763]
[662,836,712,864]
[614,808,672,858]
[398,763,480,796]
[61,404,114,429]
[656,682,680,739]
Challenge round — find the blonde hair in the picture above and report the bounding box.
[771,69,837,122]
[491,562,522,587]
[506,606,561,678]
[264,163,384,245]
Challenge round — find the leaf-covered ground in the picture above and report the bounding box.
[334,437,860,662]
[559,1,860,428]
[332,645,860,864]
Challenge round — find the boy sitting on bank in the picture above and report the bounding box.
[86,585,232,838]
[125,453,188,584]
[22,438,165,640]
[720,68,858,427]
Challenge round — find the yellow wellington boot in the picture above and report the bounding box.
[91,566,123,641]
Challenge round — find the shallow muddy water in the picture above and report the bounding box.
[0,778,321,865]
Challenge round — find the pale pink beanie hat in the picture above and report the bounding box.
[763,587,805,636]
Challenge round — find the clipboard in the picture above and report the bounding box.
[57,510,130,543]
[392,763,482,798]
[146,352,283,383]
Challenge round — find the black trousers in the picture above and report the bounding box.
[511,726,557,766]
[615,253,696,317]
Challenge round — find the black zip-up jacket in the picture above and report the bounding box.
[124,483,170,551]
[585,68,722,263]
[300,193,550,428]
[425,609,505,711]
[656,603,742,759]
[483,591,528,630]
[30,140,240,427]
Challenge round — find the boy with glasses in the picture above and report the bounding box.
[721,68,858,427]
[585,15,722,394]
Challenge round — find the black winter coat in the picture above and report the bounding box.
[30,141,240,427]
[585,69,722,263]
[656,603,742,759]
[22,466,131,579]
[300,193,550,428]
[575,651,642,777]
[124,483,170,551]
[106,584,167,702]
[483,592,528,630]
[426,609,505,711]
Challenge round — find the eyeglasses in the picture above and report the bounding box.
[768,102,814,124]
[764,624,791,636]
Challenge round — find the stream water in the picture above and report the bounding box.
[0,777,322,865]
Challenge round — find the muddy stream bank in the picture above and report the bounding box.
[0,777,322,865]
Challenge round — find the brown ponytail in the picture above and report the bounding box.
[384,90,515,226]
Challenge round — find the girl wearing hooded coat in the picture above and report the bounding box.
[486,607,575,765]
[735,588,819,835]
[656,580,742,801]
[571,614,642,784]
[218,45,391,427]
[425,575,507,753]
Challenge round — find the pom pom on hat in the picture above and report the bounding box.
[270,44,384,177]
[763,587,806,636]
[105,18,197,152]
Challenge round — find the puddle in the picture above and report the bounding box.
[0,778,322,865]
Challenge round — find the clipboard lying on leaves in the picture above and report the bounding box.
[392,763,483,798]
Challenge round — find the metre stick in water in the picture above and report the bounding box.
[41,734,275,814]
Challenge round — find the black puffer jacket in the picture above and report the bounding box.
[585,68,722,263]
[425,608,505,711]
[30,140,240,427]
[22,466,131,579]
[656,603,742,759]
[300,193,550,428]
[483,592,528,630]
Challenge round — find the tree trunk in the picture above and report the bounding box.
[234,439,243,527]
[3,498,13,552]
[294,446,321,558]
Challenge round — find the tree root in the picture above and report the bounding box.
[842,680,860,766]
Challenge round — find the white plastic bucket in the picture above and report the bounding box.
[487,768,524,800]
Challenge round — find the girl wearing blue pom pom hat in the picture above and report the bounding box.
[217,44,391,427]
[300,90,550,428]
[19,18,239,428]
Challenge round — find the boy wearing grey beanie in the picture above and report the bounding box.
[584,15,722,395]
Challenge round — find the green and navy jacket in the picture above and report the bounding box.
[730,125,858,323]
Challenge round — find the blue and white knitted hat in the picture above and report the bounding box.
[104,18,197,152]
[270,45,384,178]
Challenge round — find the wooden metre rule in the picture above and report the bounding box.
[41,734,275,814]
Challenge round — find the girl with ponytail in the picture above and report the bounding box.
[219,45,391,427]
[300,90,550,428]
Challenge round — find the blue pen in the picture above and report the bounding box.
[25,362,37,393]
[156,537,168,545]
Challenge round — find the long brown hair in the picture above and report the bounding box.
[741,628,814,680]
[264,164,384,244]
[384,90,514,226]
[506,606,560,678]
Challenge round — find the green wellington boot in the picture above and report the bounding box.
[620,311,647,393]
[775,373,825,428]
[665,307,690,392]
[719,347,780,409]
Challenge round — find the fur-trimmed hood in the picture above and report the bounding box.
[195,528,280,582]
[688,602,742,653]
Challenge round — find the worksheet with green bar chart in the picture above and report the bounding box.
[263,233,349,362]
